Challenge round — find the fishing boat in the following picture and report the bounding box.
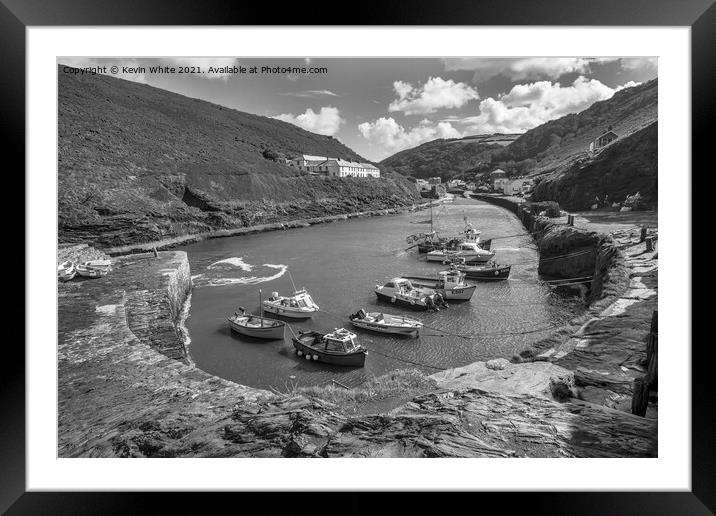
[292,327,367,367]
[426,242,495,263]
[262,288,319,319]
[75,262,109,278]
[401,269,476,301]
[227,290,285,340]
[449,260,511,281]
[349,308,423,337]
[57,260,76,282]
[374,277,448,311]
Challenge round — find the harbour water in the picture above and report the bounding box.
[178,198,580,390]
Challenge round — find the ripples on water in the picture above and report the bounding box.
[178,198,581,390]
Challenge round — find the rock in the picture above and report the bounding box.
[485,358,510,370]
[430,360,575,401]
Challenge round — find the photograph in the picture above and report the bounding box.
[56,56,659,459]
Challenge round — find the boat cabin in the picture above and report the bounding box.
[438,270,465,287]
[321,328,360,353]
[461,225,481,244]
[269,289,317,309]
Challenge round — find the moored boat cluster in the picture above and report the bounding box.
[226,216,515,370]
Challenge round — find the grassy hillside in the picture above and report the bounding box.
[379,134,519,179]
[58,66,420,247]
[380,80,656,182]
[530,122,657,210]
[493,79,657,177]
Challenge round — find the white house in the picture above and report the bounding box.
[415,179,430,192]
[493,177,509,191]
[503,178,533,195]
[588,127,619,154]
[288,154,329,171]
[316,159,380,178]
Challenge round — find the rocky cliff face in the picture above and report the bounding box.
[58,67,420,248]
[531,122,657,210]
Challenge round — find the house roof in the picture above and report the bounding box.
[301,154,328,161]
[321,159,379,169]
[490,169,506,176]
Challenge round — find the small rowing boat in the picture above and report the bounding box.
[349,308,423,337]
[75,262,109,278]
[57,260,76,282]
[449,261,511,280]
[228,290,285,340]
[292,328,367,367]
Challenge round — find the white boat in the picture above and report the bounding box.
[427,242,495,263]
[349,309,423,337]
[401,269,477,301]
[262,288,319,319]
[75,263,109,278]
[84,259,112,270]
[57,260,76,282]
[228,290,285,340]
[374,277,448,311]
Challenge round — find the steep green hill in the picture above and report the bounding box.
[530,121,657,210]
[58,66,420,247]
[380,80,656,182]
[492,79,657,176]
[379,133,519,179]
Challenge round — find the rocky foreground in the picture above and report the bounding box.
[58,245,656,458]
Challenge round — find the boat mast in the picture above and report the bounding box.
[259,289,264,326]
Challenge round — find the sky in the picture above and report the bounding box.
[59,57,657,162]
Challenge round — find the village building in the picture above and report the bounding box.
[427,177,442,185]
[288,154,329,171]
[316,159,380,178]
[589,126,619,154]
[493,177,509,191]
[415,178,431,192]
[490,168,508,191]
[503,178,534,196]
[288,154,380,178]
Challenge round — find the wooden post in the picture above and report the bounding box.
[631,377,649,417]
[645,236,654,252]
[640,227,648,242]
[567,214,574,226]
[152,246,158,258]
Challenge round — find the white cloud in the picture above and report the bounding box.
[453,76,623,134]
[273,106,344,136]
[280,90,339,98]
[615,80,642,92]
[442,56,660,82]
[620,57,658,72]
[358,117,463,155]
[388,77,479,115]
[443,57,596,81]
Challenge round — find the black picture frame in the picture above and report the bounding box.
[6,0,709,512]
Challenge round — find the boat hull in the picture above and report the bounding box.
[291,337,366,367]
[350,319,420,337]
[400,276,476,301]
[75,266,108,278]
[228,317,285,340]
[460,265,511,280]
[374,291,436,311]
[262,303,317,319]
